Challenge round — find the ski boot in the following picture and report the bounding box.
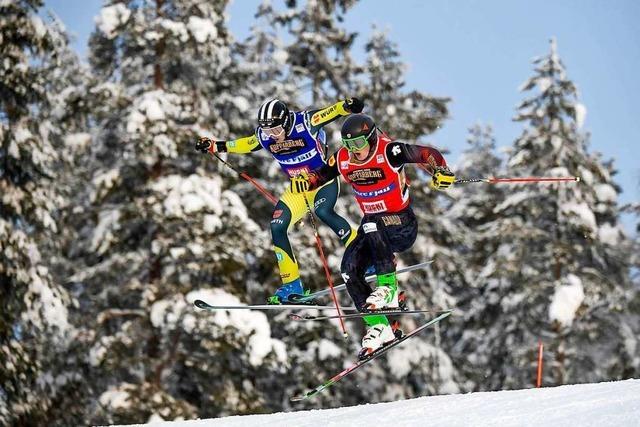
[268,278,309,304]
[364,272,406,312]
[358,319,403,360]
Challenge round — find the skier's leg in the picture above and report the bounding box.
[340,225,390,326]
[364,209,419,309]
[360,216,399,309]
[384,209,419,254]
[312,178,357,247]
[269,194,307,303]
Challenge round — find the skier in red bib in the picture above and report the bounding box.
[291,113,455,358]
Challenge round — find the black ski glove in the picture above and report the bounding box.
[195,137,224,154]
[344,97,364,114]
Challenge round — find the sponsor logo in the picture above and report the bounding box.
[269,138,306,155]
[381,215,402,226]
[278,149,317,165]
[341,272,350,282]
[328,155,336,167]
[295,123,305,132]
[346,168,386,185]
[273,209,283,219]
[286,166,310,178]
[363,222,378,233]
[228,141,236,148]
[362,200,387,214]
[276,253,284,262]
[271,219,284,225]
[314,198,327,209]
[376,154,384,163]
[353,183,396,199]
[391,145,402,156]
[310,105,338,126]
[338,228,346,236]
[340,161,349,169]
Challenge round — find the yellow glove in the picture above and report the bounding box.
[429,167,455,190]
[290,174,311,194]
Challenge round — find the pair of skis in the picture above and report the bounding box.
[193,260,453,401]
[194,298,450,320]
[195,298,452,401]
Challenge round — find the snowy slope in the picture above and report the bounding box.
[127,379,640,427]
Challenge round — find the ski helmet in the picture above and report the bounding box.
[340,114,377,152]
[258,99,291,137]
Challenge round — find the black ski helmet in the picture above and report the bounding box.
[258,99,291,132]
[340,114,377,151]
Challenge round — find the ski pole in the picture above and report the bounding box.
[210,152,278,205]
[455,176,580,185]
[301,191,349,339]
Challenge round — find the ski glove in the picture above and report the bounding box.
[344,97,364,114]
[195,137,224,154]
[429,167,456,190]
[290,173,318,194]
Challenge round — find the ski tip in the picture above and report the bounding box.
[193,299,209,309]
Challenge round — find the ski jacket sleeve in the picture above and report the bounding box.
[386,141,448,173]
[217,132,263,154]
[308,152,341,189]
[307,99,359,134]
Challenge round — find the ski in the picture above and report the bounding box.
[193,299,359,312]
[288,308,452,321]
[290,260,434,303]
[289,310,453,402]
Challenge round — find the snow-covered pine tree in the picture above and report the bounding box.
[223,1,303,219]
[0,1,82,424]
[359,28,449,140]
[446,123,508,388]
[267,0,361,105]
[458,38,638,391]
[62,1,289,423]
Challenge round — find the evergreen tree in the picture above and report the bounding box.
[64,1,287,423]
[269,0,362,104]
[0,1,83,424]
[359,28,449,140]
[456,38,639,391]
[446,123,507,387]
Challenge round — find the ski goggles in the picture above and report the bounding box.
[261,124,285,139]
[341,131,373,152]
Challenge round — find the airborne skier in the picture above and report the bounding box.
[291,113,455,357]
[195,98,364,304]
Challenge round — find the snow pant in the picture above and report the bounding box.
[270,178,357,286]
[341,206,418,311]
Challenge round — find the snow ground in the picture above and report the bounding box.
[125,379,640,427]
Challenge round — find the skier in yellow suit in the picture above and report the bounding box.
[196,98,364,303]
